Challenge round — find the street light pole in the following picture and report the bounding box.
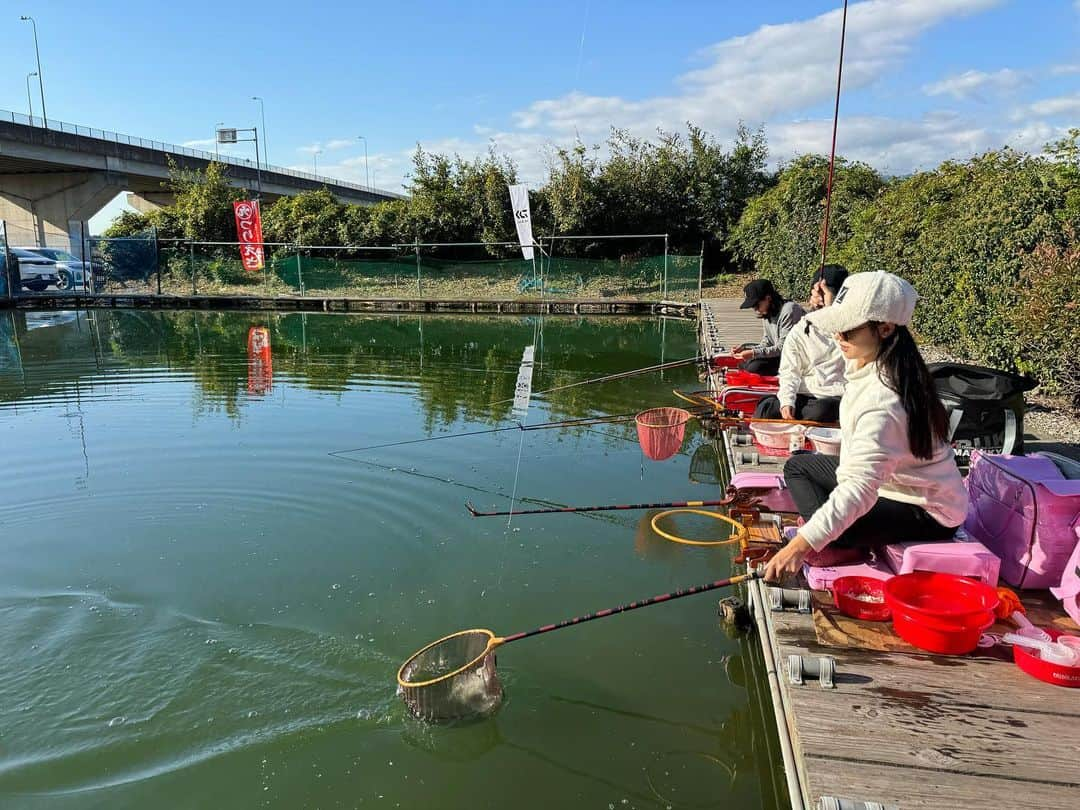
[214,121,224,159]
[357,135,370,189]
[313,148,321,175]
[252,96,267,167]
[26,72,37,121]
[20,16,47,128]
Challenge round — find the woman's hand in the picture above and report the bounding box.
[737,349,755,361]
[763,534,813,583]
[780,406,796,420]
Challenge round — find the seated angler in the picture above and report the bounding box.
[753,264,848,423]
[733,279,805,376]
[763,271,968,582]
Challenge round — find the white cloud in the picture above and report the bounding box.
[1013,93,1080,119]
[324,139,355,151]
[182,138,216,148]
[923,68,1027,100]
[1050,63,1080,75]
[512,0,1002,138]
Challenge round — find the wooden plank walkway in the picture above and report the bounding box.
[698,299,1080,810]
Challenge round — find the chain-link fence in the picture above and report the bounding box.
[5,227,704,302]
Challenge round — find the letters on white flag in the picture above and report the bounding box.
[508,184,535,261]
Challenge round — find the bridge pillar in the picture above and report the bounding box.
[0,171,124,249]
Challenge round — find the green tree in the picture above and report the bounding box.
[727,155,884,297]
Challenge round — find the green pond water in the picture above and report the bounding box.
[0,309,785,809]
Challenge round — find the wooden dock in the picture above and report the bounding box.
[699,299,1080,810]
[4,292,697,318]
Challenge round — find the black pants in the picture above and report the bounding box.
[754,394,841,423]
[739,356,780,376]
[783,453,957,549]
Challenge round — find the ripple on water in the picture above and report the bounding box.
[0,591,398,796]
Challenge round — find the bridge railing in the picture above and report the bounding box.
[0,108,402,199]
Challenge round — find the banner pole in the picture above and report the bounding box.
[414,239,422,297]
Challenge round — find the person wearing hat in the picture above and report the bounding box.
[752,264,848,422]
[733,279,805,376]
[763,271,968,582]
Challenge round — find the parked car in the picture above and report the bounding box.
[23,247,103,291]
[8,248,59,292]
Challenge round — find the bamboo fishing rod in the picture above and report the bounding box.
[329,404,713,456]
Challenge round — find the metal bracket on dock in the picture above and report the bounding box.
[733,449,761,465]
[768,586,812,613]
[787,654,835,689]
[727,429,754,446]
[818,798,898,810]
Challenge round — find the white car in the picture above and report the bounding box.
[8,248,60,292]
[19,247,101,291]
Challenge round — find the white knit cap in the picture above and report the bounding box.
[803,270,918,335]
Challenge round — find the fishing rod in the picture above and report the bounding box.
[329,404,713,456]
[673,390,838,428]
[489,356,705,406]
[466,496,738,518]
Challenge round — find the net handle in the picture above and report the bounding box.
[500,572,759,645]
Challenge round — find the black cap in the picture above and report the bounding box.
[740,279,777,309]
[812,264,849,294]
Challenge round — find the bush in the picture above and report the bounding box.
[1008,236,1080,411]
[727,155,883,298]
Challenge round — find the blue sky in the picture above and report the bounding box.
[1,1,1077,231]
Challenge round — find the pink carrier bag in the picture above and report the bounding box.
[729,471,798,514]
[1050,528,1080,625]
[964,450,1080,589]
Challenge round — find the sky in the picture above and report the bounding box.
[1,1,1077,232]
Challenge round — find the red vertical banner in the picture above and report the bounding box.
[247,326,273,394]
[233,200,265,271]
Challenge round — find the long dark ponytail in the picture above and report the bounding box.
[875,325,948,460]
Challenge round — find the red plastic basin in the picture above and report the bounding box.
[884,571,999,623]
[833,576,891,622]
[891,607,995,655]
[1013,629,1080,688]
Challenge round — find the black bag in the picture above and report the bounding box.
[927,363,1037,459]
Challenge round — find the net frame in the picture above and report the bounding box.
[635,406,692,461]
[396,628,505,721]
[650,508,748,547]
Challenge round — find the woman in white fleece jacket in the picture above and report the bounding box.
[763,271,969,583]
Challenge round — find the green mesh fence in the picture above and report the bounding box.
[90,236,158,293]
[105,242,702,301]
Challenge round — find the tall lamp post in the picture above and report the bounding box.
[20,16,47,127]
[357,135,371,189]
[26,72,37,121]
[313,148,322,175]
[214,121,224,159]
[252,96,267,167]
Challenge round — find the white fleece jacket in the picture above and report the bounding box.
[777,322,847,408]
[799,359,969,550]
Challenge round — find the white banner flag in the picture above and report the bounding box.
[508,183,535,261]
[511,345,535,418]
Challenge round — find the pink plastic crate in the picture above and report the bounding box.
[804,556,894,591]
[729,471,798,514]
[882,539,1001,586]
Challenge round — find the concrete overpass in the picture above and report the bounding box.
[0,109,404,250]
